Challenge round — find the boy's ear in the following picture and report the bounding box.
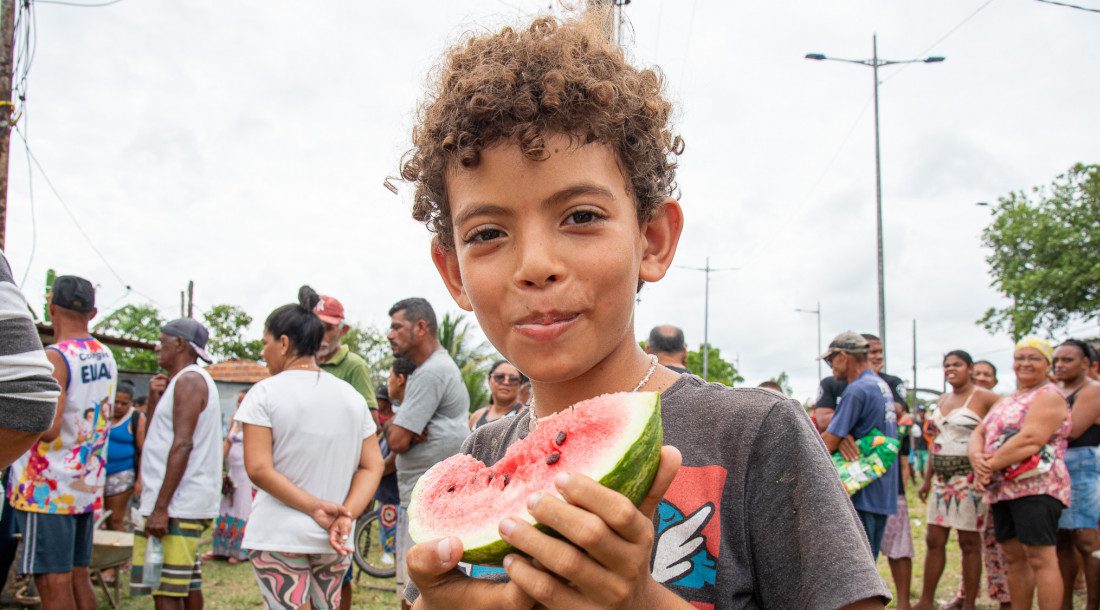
[638,198,684,283]
[430,238,474,312]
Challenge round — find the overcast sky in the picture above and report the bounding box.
[4,0,1098,401]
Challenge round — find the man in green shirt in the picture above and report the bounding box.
[314,293,376,610]
[316,294,377,409]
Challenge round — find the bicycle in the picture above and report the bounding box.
[353,501,398,578]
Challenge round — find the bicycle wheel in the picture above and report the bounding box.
[353,504,398,578]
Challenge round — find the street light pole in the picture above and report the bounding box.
[872,34,886,361]
[677,258,738,380]
[805,36,944,369]
[796,302,822,382]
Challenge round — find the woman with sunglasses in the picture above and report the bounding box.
[970,337,1071,610]
[468,360,527,430]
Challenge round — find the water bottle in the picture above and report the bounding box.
[144,537,164,589]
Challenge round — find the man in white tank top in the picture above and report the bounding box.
[8,275,114,610]
[130,318,222,608]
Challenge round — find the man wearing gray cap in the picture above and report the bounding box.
[818,331,899,559]
[130,319,223,609]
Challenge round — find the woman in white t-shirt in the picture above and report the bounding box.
[236,287,383,610]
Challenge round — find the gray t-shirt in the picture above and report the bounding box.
[392,348,470,507]
[406,374,889,609]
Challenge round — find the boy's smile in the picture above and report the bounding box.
[432,134,683,411]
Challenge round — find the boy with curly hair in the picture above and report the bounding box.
[398,14,889,610]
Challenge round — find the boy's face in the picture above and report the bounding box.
[432,135,681,384]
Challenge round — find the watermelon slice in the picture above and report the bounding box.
[407,391,663,565]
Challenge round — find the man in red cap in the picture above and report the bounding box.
[315,294,378,610]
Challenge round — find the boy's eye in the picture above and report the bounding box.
[465,227,505,243]
[564,210,601,225]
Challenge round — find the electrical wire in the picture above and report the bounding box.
[17,108,35,288]
[676,0,700,95]
[1034,0,1100,13]
[33,0,127,6]
[882,0,997,84]
[14,125,131,289]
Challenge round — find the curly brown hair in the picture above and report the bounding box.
[399,15,684,249]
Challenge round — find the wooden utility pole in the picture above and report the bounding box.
[179,291,185,318]
[186,280,194,318]
[0,0,17,252]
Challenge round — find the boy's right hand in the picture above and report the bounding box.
[406,536,535,610]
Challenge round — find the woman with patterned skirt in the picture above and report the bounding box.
[206,393,253,564]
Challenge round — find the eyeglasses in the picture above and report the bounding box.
[491,373,522,384]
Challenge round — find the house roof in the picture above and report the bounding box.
[205,358,270,383]
[36,322,156,351]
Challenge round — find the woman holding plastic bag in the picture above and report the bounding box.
[970,337,1071,610]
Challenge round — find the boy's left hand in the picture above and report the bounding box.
[500,445,687,609]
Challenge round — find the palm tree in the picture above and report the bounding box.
[437,312,495,411]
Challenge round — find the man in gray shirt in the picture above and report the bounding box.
[385,297,469,606]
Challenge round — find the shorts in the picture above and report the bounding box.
[881,495,915,559]
[992,495,1063,546]
[250,550,350,610]
[395,506,412,595]
[857,510,890,559]
[14,510,94,574]
[1059,446,1100,530]
[131,518,210,597]
[105,468,136,496]
[926,473,985,531]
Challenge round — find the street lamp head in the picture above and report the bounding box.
[924,56,946,63]
[805,53,827,60]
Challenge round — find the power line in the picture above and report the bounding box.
[14,125,131,288]
[33,0,127,7]
[1034,0,1100,12]
[883,0,996,84]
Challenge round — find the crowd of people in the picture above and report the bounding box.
[1,11,1099,610]
[809,330,1100,610]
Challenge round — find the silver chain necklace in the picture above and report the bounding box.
[528,354,659,431]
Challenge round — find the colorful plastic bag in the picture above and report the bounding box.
[831,428,901,495]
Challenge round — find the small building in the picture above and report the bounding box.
[205,358,271,430]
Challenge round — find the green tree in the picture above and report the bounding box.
[685,344,743,386]
[980,163,1100,339]
[438,312,495,411]
[771,371,794,395]
[341,323,393,389]
[93,304,163,372]
[203,304,263,361]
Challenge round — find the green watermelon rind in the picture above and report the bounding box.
[458,393,664,565]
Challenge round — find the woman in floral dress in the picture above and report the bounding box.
[913,350,998,610]
[206,390,253,563]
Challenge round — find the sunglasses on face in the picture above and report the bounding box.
[491,373,522,384]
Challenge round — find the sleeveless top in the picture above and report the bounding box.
[474,403,523,429]
[1067,388,1100,448]
[8,337,115,514]
[106,410,137,476]
[982,382,1071,506]
[928,391,983,479]
[139,364,223,519]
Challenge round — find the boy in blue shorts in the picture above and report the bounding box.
[397,14,889,610]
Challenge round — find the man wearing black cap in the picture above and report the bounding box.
[130,319,223,609]
[8,275,114,610]
[818,331,899,559]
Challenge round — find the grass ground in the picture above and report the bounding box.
[88,487,1086,609]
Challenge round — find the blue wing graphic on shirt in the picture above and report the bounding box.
[652,500,717,589]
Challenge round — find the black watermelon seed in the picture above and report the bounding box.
[502,474,511,487]
[546,452,561,465]
[554,431,567,446]
[487,472,494,482]
[447,485,456,493]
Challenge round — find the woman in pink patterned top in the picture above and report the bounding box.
[970,337,1070,610]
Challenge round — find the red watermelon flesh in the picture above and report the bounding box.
[407,392,662,565]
